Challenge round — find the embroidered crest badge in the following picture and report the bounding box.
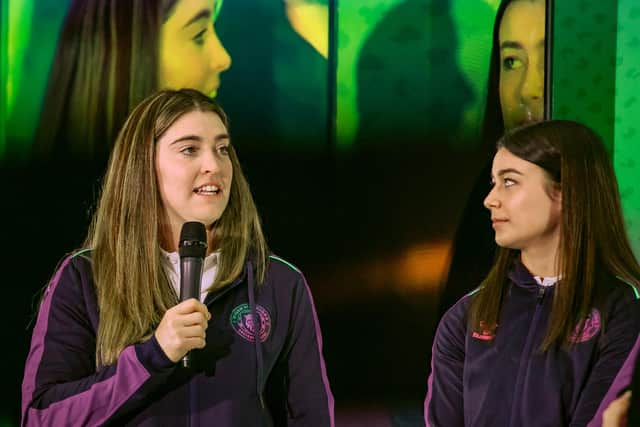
[569,308,601,344]
[229,303,272,343]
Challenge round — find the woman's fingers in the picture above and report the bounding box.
[603,391,631,427]
[155,300,211,362]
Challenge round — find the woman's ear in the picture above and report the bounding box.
[550,184,562,204]
[545,181,562,209]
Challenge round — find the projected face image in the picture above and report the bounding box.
[284,0,329,58]
[499,0,545,129]
[159,0,231,98]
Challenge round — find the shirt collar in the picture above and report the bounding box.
[509,259,560,289]
[160,247,220,268]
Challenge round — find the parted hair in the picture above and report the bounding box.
[85,88,268,366]
[471,120,640,350]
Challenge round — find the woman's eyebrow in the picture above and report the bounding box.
[182,9,212,28]
[170,135,202,145]
[497,168,524,177]
[169,133,230,145]
[500,41,525,50]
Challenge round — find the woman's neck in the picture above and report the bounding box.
[520,245,559,277]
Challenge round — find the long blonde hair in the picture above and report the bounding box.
[85,89,268,366]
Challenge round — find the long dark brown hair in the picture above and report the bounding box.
[471,120,640,350]
[85,88,268,366]
[34,0,181,159]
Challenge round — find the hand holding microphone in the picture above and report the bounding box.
[155,222,209,366]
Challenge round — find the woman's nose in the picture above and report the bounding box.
[201,150,221,174]
[520,60,543,104]
[484,187,500,209]
[209,30,231,73]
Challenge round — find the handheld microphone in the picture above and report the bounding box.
[178,221,207,368]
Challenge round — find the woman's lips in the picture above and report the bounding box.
[491,218,509,227]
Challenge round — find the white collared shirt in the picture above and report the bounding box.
[534,276,559,287]
[160,249,220,302]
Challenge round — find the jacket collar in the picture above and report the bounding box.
[203,259,250,306]
[508,259,552,292]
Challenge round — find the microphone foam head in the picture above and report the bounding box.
[178,221,207,258]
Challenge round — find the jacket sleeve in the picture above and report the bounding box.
[424,297,468,427]
[627,348,640,426]
[21,255,177,426]
[572,292,640,427]
[282,273,335,427]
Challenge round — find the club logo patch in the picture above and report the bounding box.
[569,308,601,344]
[230,303,272,343]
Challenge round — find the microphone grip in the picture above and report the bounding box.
[179,257,204,368]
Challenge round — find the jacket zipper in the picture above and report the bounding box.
[508,286,547,425]
[186,380,192,427]
[190,379,198,427]
[167,264,244,426]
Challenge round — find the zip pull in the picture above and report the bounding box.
[537,286,546,304]
[259,392,267,410]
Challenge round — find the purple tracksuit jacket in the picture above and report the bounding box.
[425,261,640,427]
[22,251,335,426]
